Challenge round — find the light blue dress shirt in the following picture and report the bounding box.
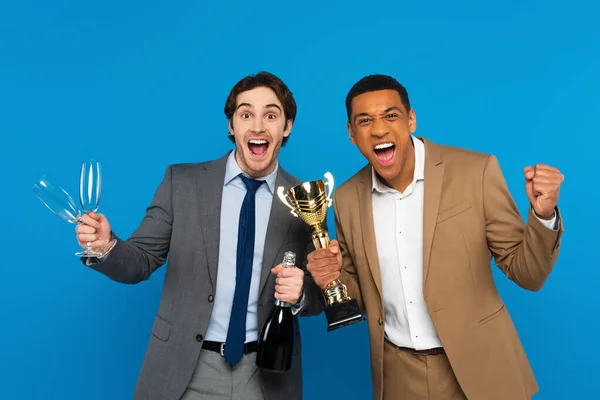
[204,150,278,343]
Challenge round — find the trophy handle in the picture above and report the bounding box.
[277,186,298,217]
[323,172,334,207]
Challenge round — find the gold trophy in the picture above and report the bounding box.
[277,172,364,331]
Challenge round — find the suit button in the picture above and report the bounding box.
[195,334,203,342]
[208,295,214,303]
[378,318,383,326]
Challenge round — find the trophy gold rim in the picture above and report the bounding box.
[277,172,334,217]
[289,198,329,212]
[289,195,328,203]
[277,186,298,217]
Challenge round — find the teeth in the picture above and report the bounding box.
[374,143,394,150]
[249,139,267,145]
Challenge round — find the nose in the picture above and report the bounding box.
[251,116,265,133]
[371,117,388,138]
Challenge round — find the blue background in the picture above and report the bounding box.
[1,0,598,398]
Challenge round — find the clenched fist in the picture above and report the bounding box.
[75,212,113,253]
[271,264,304,305]
[524,164,564,219]
[306,240,342,290]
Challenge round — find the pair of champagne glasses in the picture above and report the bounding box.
[33,160,102,258]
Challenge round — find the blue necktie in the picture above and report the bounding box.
[224,175,264,367]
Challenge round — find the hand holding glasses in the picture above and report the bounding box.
[33,160,103,257]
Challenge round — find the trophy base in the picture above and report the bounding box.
[325,299,365,332]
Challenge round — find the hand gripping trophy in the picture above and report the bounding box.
[277,172,364,331]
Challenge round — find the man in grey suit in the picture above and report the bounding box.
[74,71,325,400]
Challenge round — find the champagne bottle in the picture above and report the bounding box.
[255,251,297,372]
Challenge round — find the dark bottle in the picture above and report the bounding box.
[256,251,297,372]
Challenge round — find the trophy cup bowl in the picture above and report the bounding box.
[278,173,365,331]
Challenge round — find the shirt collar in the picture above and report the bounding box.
[372,135,425,193]
[224,150,278,194]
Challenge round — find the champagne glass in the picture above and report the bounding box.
[32,176,84,255]
[76,160,102,257]
[33,176,82,223]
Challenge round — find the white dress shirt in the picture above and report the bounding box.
[371,136,557,350]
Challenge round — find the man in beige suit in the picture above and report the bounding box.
[307,74,564,400]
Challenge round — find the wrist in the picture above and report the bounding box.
[290,289,306,315]
[294,292,303,306]
[97,238,117,258]
[533,208,555,220]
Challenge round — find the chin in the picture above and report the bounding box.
[373,164,398,182]
[246,155,275,175]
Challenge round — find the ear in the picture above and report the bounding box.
[408,108,417,133]
[228,119,234,135]
[283,119,292,138]
[347,121,357,145]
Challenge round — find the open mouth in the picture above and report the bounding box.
[373,142,396,166]
[248,139,269,157]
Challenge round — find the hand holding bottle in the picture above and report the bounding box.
[270,258,304,305]
[257,252,298,372]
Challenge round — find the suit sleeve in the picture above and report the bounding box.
[484,155,563,291]
[84,166,174,284]
[334,193,365,312]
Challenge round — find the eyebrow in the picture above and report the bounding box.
[353,106,403,124]
[236,103,282,113]
[265,103,282,112]
[236,102,253,111]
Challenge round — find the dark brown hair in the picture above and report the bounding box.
[345,74,411,122]
[224,71,297,146]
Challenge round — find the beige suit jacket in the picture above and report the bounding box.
[333,137,563,400]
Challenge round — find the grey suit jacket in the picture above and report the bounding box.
[86,152,325,400]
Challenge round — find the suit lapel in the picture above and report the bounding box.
[421,138,444,288]
[357,167,384,302]
[355,138,445,297]
[196,153,229,292]
[258,169,294,297]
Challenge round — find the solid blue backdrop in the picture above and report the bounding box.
[1,0,598,399]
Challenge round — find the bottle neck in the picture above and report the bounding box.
[274,299,291,307]
[275,252,296,309]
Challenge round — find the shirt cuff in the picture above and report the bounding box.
[83,239,117,266]
[532,207,559,230]
[291,290,306,316]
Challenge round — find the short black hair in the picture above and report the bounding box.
[224,71,296,146]
[345,74,411,121]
